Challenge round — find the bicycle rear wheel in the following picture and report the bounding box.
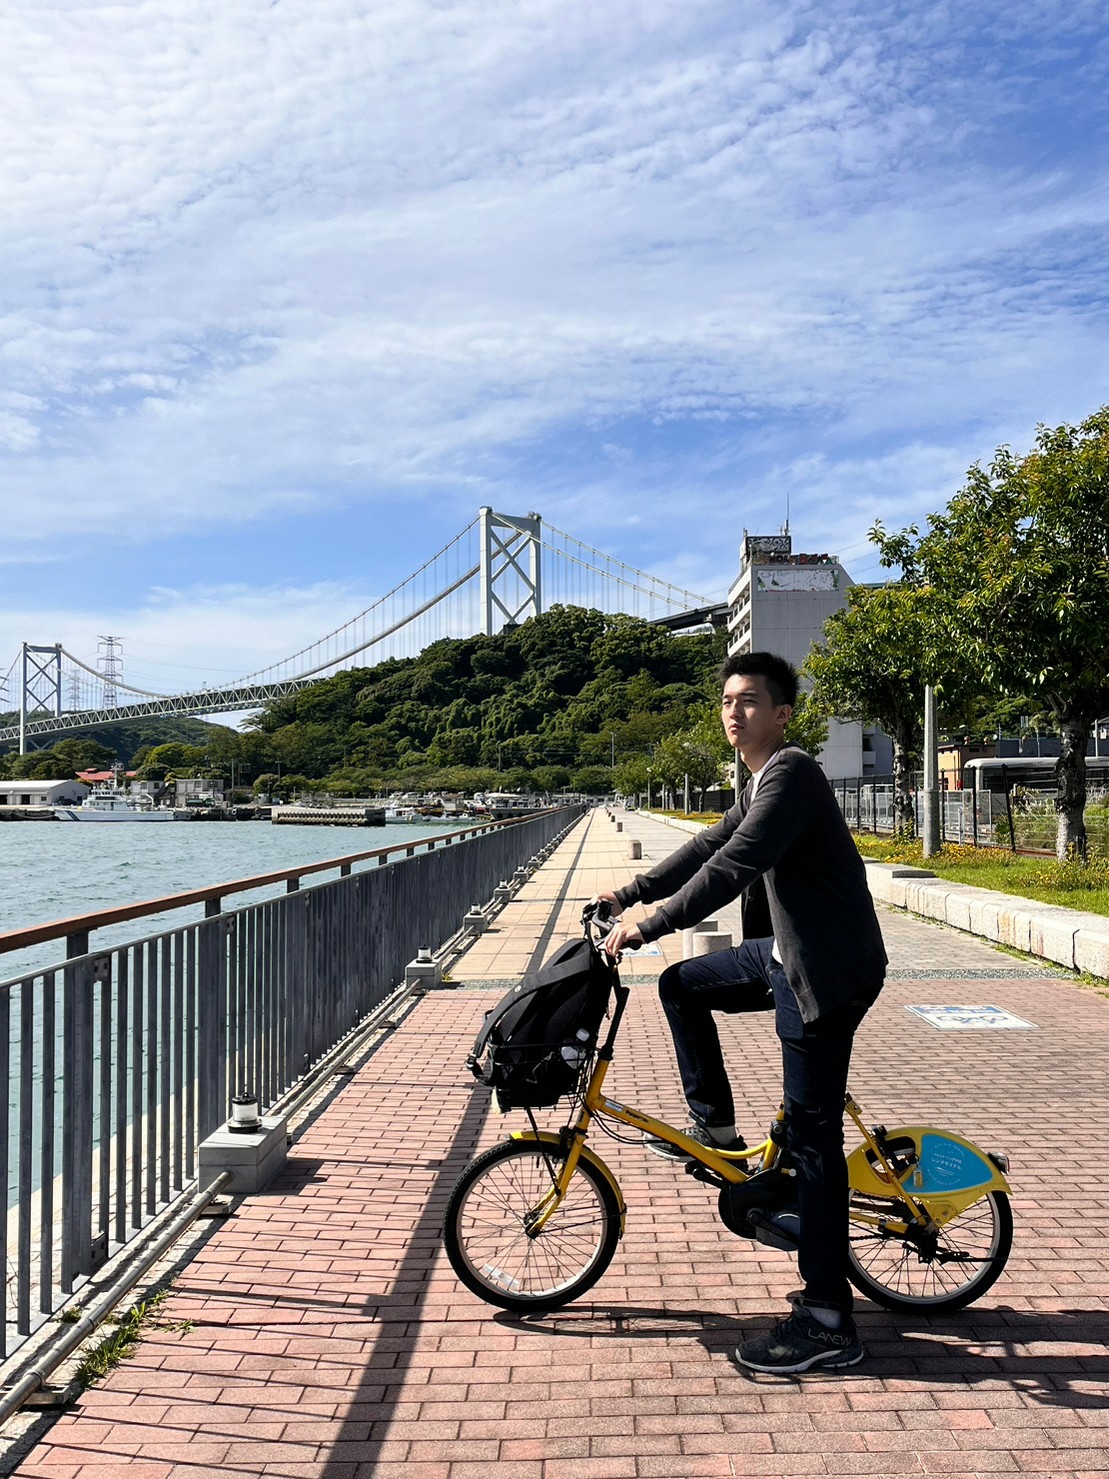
[444,1140,622,1312]
[848,1188,1012,1312]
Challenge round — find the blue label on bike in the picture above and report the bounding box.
[916,1134,992,1194]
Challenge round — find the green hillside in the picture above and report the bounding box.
[248,606,726,796]
[0,716,238,774]
[1,609,730,797]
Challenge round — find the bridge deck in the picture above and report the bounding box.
[13,808,1109,1479]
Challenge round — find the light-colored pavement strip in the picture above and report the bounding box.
[13,808,1108,1479]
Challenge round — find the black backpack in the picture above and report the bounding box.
[467,936,614,1110]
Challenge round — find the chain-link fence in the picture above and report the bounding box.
[833,773,1109,856]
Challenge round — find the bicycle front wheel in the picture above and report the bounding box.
[444,1140,622,1312]
[848,1188,1012,1312]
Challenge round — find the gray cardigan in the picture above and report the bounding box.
[614,746,887,1022]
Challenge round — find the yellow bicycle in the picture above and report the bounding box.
[444,910,1013,1315]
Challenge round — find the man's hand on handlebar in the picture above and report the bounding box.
[584,890,643,957]
[589,890,621,913]
[602,917,644,958]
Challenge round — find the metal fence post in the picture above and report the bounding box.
[971,768,979,847]
[1002,764,1017,852]
[197,916,228,1140]
[60,932,94,1291]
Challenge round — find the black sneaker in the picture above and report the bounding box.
[735,1307,864,1375]
[643,1123,749,1161]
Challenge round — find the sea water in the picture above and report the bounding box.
[0,817,474,1209]
[0,817,471,982]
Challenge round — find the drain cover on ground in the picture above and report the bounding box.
[906,1004,1035,1030]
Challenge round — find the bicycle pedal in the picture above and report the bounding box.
[748,1207,801,1252]
[684,1160,724,1187]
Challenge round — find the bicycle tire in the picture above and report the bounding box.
[444,1140,622,1312]
[848,1188,1013,1312]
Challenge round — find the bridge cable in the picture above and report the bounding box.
[542,523,718,606]
[58,648,165,698]
[234,517,479,684]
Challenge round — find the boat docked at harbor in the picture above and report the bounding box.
[55,786,177,822]
[480,791,543,819]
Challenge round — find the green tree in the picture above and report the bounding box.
[806,584,938,834]
[531,766,571,794]
[613,755,650,799]
[784,689,830,760]
[650,735,687,807]
[570,766,613,796]
[424,765,501,794]
[878,408,1109,858]
[143,742,207,773]
[657,703,731,809]
[4,751,74,781]
[51,738,116,773]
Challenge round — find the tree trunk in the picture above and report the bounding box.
[1055,717,1089,860]
[892,718,917,837]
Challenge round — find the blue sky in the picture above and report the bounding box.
[2,0,1107,698]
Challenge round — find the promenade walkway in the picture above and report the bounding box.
[13,808,1109,1479]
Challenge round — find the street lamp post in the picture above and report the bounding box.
[922,684,940,857]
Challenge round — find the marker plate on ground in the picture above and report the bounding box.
[906,1004,1035,1030]
[630,941,662,955]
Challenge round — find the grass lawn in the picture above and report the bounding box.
[853,835,1109,919]
[646,810,1109,919]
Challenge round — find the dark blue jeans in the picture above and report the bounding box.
[657,939,877,1312]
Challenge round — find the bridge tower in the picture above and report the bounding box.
[478,508,542,635]
[19,643,63,754]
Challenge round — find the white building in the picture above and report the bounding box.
[726,531,887,780]
[0,779,89,807]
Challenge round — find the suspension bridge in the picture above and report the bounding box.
[1,509,726,751]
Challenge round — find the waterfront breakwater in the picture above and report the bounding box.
[270,804,386,826]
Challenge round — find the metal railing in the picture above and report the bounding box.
[834,776,1004,844]
[0,806,584,1362]
[834,774,1109,853]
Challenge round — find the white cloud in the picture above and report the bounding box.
[0,0,1106,665]
[0,580,381,704]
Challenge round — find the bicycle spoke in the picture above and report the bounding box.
[848,1189,1008,1309]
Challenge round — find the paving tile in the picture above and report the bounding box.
[9,808,1109,1479]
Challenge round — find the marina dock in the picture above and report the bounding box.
[11,807,1109,1479]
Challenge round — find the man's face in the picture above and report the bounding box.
[720,672,792,758]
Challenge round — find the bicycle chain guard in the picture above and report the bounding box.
[718,1166,801,1251]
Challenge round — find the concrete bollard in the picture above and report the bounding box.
[463,906,488,934]
[682,918,719,959]
[199,1115,288,1196]
[615,821,623,833]
[628,839,642,860]
[405,948,442,990]
[692,930,732,957]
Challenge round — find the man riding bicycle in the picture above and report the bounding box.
[595,650,887,1374]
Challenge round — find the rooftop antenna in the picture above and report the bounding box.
[783,493,790,537]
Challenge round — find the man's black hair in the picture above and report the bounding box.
[717,651,799,708]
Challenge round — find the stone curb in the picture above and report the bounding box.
[864,860,1109,977]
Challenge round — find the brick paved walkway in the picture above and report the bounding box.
[15,809,1109,1479]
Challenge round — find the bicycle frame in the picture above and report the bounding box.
[514,977,1011,1240]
